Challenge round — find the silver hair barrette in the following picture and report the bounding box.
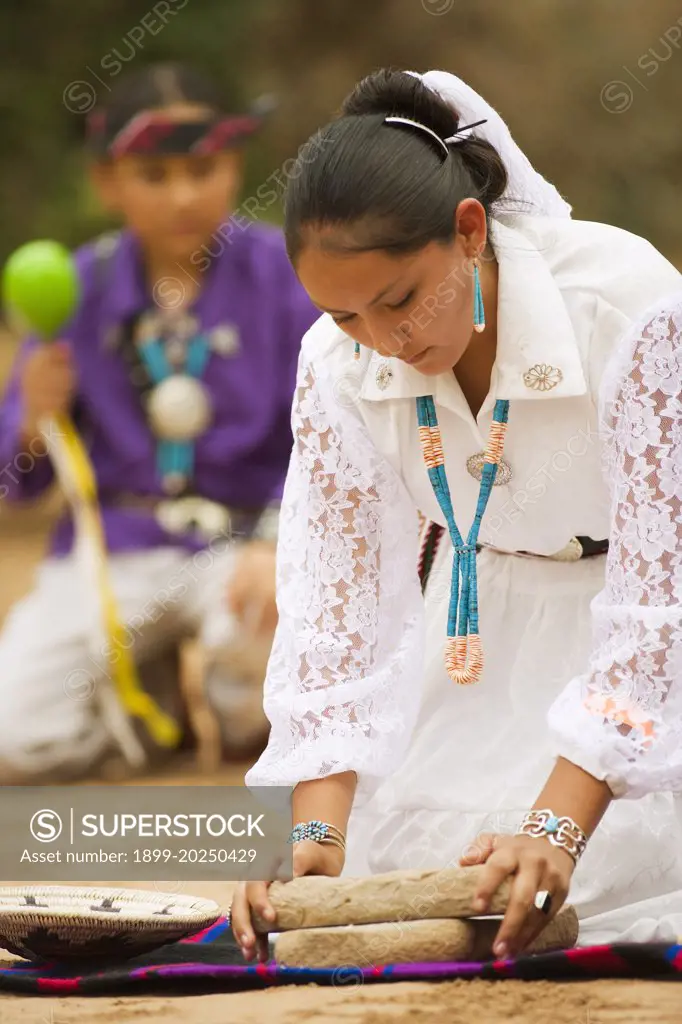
[383,116,488,158]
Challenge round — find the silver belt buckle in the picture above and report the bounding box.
[546,537,583,562]
[480,537,584,561]
[155,496,232,542]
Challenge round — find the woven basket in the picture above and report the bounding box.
[0,886,221,961]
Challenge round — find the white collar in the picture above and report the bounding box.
[358,216,587,409]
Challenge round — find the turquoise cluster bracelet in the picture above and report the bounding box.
[288,820,346,853]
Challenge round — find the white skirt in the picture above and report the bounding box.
[344,540,682,946]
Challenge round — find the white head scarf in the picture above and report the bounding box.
[409,70,572,220]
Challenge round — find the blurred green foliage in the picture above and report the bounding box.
[0,0,680,263]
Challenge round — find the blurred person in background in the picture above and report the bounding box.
[0,62,318,781]
[233,69,682,959]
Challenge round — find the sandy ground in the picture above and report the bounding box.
[0,480,680,1020]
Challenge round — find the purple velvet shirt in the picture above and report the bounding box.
[0,223,319,555]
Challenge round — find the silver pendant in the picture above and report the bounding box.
[466,452,513,486]
[375,362,393,390]
[147,376,213,441]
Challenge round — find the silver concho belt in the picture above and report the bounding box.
[108,494,261,543]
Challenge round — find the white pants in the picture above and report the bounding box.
[0,543,263,780]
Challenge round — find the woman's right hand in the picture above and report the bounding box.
[20,342,75,439]
[230,841,345,962]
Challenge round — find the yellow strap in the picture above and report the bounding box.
[54,414,180,748]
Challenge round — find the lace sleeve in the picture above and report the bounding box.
[245,351,425,794]
[549,293,682,798]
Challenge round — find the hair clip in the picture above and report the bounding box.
[383,115,488,160]
[384,116,450,158]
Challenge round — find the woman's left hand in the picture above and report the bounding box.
[459,832,576,959]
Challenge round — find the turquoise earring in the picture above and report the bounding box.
[354,341,360,359]
[473,256,485,333]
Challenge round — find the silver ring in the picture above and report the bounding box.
[534,889,552,915]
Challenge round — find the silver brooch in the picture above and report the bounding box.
[375,362,393,390]
[523,364,563,392]
[466,452,512,486]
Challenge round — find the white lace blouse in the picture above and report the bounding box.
[548,292,682,797]
[245,214,682,800]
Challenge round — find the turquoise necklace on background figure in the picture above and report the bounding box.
[135,312,214,495]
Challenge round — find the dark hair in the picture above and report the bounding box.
[86,63,224,150]
[284,68,508,262]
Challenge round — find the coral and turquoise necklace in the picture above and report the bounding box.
[416,395,510,684]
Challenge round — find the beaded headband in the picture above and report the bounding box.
[383,115,488,159]
[87,97,276,157]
